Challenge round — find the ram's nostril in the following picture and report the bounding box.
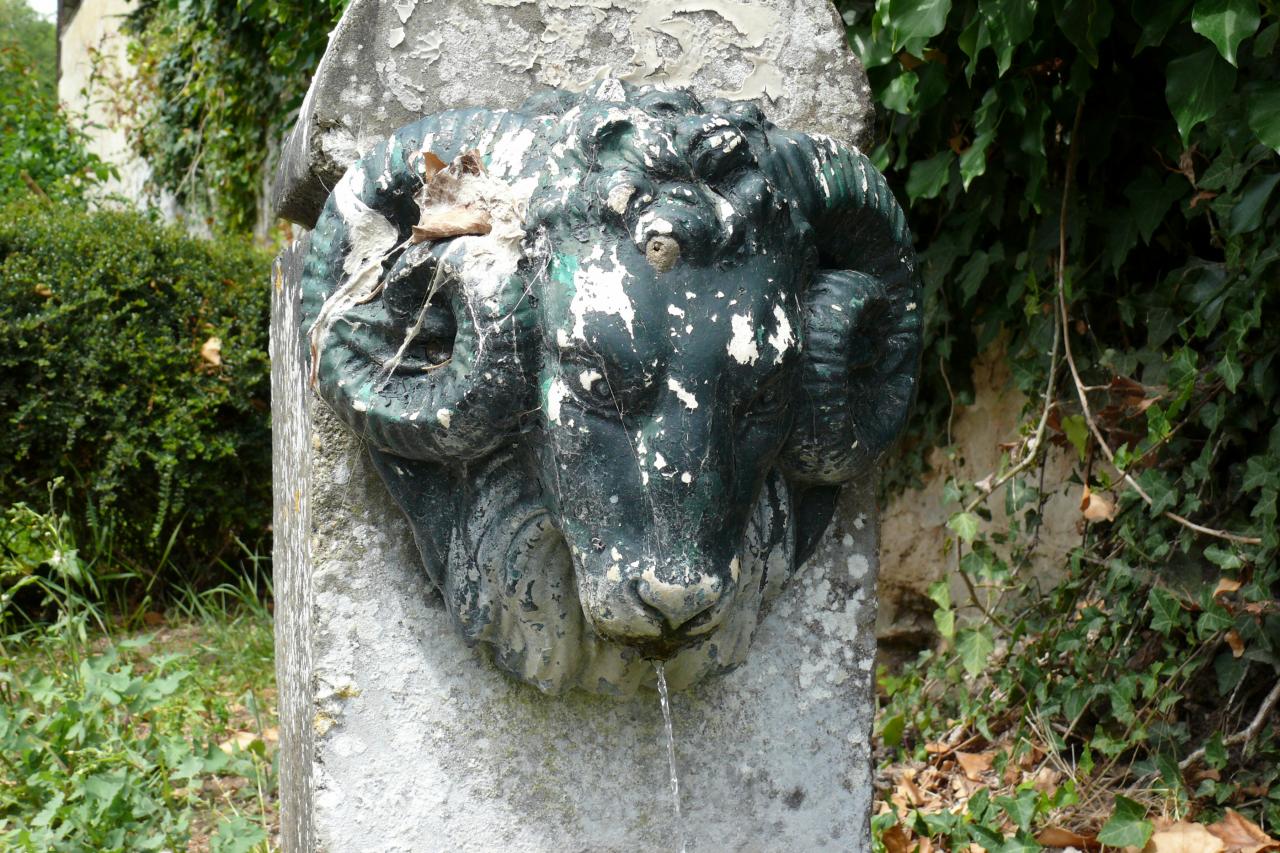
[635,576,723,631]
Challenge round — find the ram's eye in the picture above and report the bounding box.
[742,377,788,419]
[573,369,620,412]
[691,127,753,182]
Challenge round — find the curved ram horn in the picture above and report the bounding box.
[301,109,545,461]
[768,132,924,483]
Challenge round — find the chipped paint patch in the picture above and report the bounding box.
[767,304,795,363]
[667,378,699,410]
[569,247,635,340]
[727,313,760,365]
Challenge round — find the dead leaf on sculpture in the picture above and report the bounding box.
[955,750,994,781]
[458,149,486,175]
[200,336,222,369]
[1206,809,1280,852]
[1081,485,1118,521]
[411,208,493,243]
[1143,822,1225,853]
[1213,577,1243,598]
[419,150,447,178]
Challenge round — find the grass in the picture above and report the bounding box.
[0,596,278,852]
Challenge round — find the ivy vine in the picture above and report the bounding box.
[124,0,346,234]
[844,0,1280,839]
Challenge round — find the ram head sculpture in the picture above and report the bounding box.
[301,79,921,695]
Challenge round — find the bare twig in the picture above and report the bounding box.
[1179,678,1280,770]
[1052,102,1261,546]
[20,171,51,203]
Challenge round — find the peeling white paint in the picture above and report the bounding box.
[546,378,569,424]
[570,246,635,340]
[767,304,794,364]
[727,313,760,365]
[667,378,699,410]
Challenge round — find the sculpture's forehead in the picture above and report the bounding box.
[539,239,798,379]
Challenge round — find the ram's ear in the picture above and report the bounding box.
[301,109,541,463]
[768,133,923,483]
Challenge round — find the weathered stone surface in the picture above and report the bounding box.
[272,0,872,227]
[272,1,885,849]
[272,252,879,844]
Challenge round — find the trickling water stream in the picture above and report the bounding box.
[654,662,688,853]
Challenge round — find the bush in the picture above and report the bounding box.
[0,200,272,582]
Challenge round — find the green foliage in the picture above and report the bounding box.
[123,0,348,232]
[0,201,273,580]
[0,39,112,205]
[0,600,276,850]
[0,0,56,91]
[846,0,1280,841]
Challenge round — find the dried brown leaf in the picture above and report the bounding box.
[218,731,259,754]
[1225,628,1246,658]
[200,336,222,368]
[420,150,447,178]
[1214,577,1243,598]
[1037,826,1098,849]
[1081,485,1118,522]
[955,750,995,782]
[458,149,486,175]
[882,824,913,853]
[411,208,493,243]
[1206,809,1280,853]
[1143,822,1225,853]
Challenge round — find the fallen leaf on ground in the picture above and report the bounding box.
[200,336,222,368]
[411,208,492,242]
[218,731,260,754]
[1143,822,1225,853]
[882,824,912,853]
[955,750,995,781]
[1206,809,1280,853]
[1037,826,1098,849]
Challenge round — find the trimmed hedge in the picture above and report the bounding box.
[0,201,272,577]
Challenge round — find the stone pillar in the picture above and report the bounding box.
[271,2,883,850]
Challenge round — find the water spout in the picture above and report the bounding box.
[654,661,688,853]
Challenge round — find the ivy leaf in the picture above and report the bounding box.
[934,606,956,639]
[1124,171,1187,243]
[957,627,995,676]
[980,0,1037,75]
[1052,0,1114,67]
[880,712,906,746]
[906,150,954,201]
[881,70,919,114]
[1247,88,1280,152]
[1149,587,1185,634]
[1060,414,1089,461]
[1165,47,1237,145]
[1227,170,1280,236]
[948,511,981,544]
[1097,797,1155,848]
[1133,0,1194,53]
[885,0,952,50]
[1191,0,1261,66]
[1217,348,1245,391]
